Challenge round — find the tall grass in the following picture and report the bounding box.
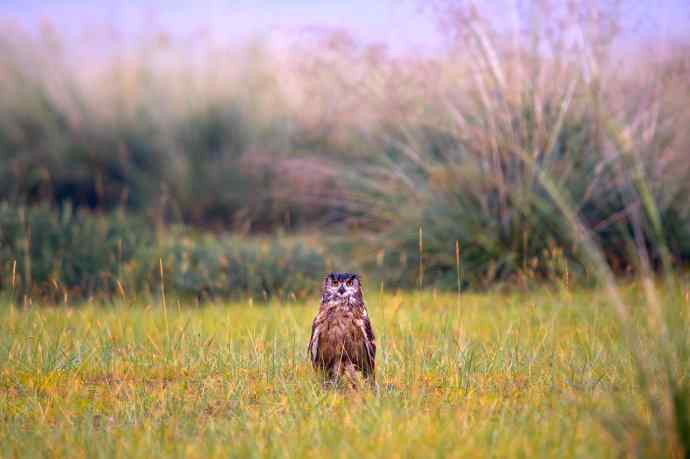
[330,1,690,289]
[1,3,689,288]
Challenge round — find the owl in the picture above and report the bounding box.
[308,272,376,384]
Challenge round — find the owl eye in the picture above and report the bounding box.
[346,279,353,287]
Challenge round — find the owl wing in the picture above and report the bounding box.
[358,311,376,377]
[308,310,325,365]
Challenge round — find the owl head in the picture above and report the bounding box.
[322,272,362,302]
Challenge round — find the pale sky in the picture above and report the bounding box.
[1,0,688,54]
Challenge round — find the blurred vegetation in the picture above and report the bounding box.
[1,1,690,297]
[0,203,152,298]
[0,204,328,301]
[149,234,327,301]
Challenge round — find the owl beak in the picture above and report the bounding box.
[337,285,346,295]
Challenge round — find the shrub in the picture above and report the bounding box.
[140,234,328,301]
[0,203,152,297]
[0,204,328,301]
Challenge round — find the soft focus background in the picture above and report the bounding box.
[0,1,689,299]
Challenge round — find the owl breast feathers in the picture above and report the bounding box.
[308,272,376,382]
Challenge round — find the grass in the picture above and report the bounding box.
[2,282,685,458]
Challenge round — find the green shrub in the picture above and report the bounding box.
[0,203,152,297]
[359,116,659,289]
[0,204,328,301]
[360,118,690,289]
[139,234,327,301]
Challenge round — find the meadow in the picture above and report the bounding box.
[1,280,688,458]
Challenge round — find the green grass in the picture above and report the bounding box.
[2,283,684,458]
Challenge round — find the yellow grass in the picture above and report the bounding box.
[2,283,681,458]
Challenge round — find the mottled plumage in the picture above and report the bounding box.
[308,272,376,384]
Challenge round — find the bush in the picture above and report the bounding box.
[0,204,329,301]
[0,203,152,297]
[141,234,327,301]
[358,115,639,289]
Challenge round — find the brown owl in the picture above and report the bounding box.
[308,272,376,384]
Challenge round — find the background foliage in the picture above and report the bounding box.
[1,2,689,297]
[0,205,328,300]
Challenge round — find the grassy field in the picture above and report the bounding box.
[2,2,689,457]
[2,282,686,458]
